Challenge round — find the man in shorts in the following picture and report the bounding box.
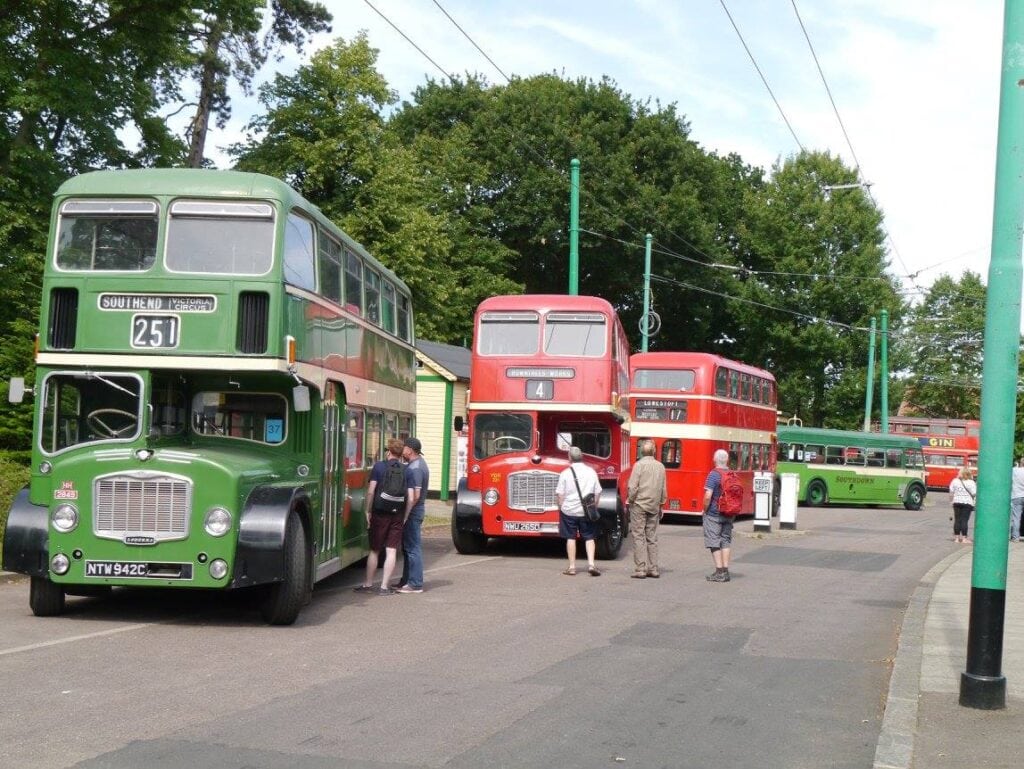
[353,438,407,596]
[555,446,602,576]
[703,448,734,583]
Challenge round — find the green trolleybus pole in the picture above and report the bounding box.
[862,317,876,432]
[568,158,580,296]
[879,310,888,433]
[960,0,1024,711]
[642,233,652,352]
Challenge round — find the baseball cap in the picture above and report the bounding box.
[404,437,423,454]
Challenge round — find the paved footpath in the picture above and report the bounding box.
[875,540,1024,769]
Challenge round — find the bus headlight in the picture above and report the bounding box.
[52,504,79,533]
[209,559,228,579]
[484,488,499,506]
[204,507,232,537]
[51,553,70,575]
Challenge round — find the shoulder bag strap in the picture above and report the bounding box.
[569,465,586,506]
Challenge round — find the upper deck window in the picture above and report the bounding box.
[283,213,316,291]
[381,280,397,334]
[396,293,412,342]
[478,311,539,355]
[633,368,696,391]
[345,249,363,315]
[166,200,274,275]
[365,269,381,326]
[544,312,606,357]
[318,232,343,303]
[56,200,158,271]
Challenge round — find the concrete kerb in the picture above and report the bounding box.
[872,547,971,769]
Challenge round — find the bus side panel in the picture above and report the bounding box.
[231,485,305,588]
[1,488,49,577]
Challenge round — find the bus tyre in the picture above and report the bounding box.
[596,508,625,560]
[806,480,828,507]
[904,484,925,511]
[260,511,308,626]
[451,515,485,554]
[29,576,65,617]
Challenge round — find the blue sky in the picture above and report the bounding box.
[210,1,1004,299]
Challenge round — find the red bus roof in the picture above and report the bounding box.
[630,351,775,383]
[475,294,616,316]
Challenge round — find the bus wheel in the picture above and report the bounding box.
[260,511,308,626]
[451,515,485,554]
[806,480,827,506]
[904,485,925,511]
[29,576,66,617]
[596,509,625,560]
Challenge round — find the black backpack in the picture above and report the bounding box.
[373,460,407,514]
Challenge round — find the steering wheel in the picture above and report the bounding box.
[87,408,138,439]
[493,435,528,451]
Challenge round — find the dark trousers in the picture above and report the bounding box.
[953,503,974,536]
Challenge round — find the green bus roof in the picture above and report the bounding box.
[53,169,409,293]
[777,425,922,450]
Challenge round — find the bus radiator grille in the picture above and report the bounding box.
[93,476,192,541]
[507,471,560,511]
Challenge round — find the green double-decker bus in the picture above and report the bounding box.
[3,169,416,624]
[776,425,927,510]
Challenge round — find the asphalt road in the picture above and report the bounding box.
[0,501,957,769]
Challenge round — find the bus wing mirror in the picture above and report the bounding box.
[453,415,464,432]
[8,377,26,404]
[292,385,311,413]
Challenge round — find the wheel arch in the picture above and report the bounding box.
[230,485,311,589]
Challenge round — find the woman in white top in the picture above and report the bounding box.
[949,467,977,544]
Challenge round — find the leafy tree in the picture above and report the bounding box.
[737,152,905,426]
[183,0,331,167]
[896,272,986,418]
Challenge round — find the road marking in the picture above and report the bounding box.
[0,623,152,657]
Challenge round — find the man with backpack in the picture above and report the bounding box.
[703,448,742,583]
[354,438,408,596]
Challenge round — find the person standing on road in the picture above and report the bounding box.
[626,439,667,579]
[703,449,734,582]
[555,446,602,577]
[354,438,407,596]
[397,437,429,594]
[950,466,977,544]
[1010,459,1024,542]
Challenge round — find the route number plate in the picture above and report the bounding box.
[131,315,180,348]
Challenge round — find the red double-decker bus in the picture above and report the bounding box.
[627,352,777,517]
[881,417,980,489]
[451,295,631,558]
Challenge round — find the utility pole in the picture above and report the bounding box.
[568,158,580,295]
[960,0,1024,711]
[863,317,876,431]
[642,233,652,352]
[880,309,889,433]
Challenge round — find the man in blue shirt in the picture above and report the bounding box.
[397,437,429,594]
[703,449,733,583]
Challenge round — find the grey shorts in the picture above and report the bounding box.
[703,513,733,549]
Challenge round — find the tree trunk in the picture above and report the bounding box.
[187,26,223,168]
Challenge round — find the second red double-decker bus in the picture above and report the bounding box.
[880,417,980,489]
[627,352,777,517]
[451,295,631,558]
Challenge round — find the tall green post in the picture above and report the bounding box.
[960,0,1024,711]
[568,158,580,295]
[862,317,876,431]
[642,233,652,352]
[879,310,889,433]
